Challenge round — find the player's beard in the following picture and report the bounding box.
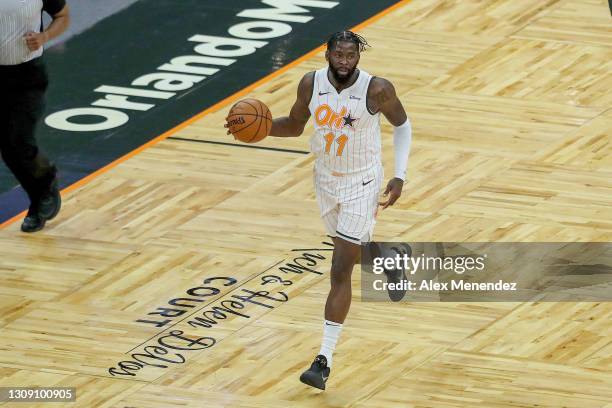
[329,63,356,84]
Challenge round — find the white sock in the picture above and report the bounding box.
[319,320,343,368]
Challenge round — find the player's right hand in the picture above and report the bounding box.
[224,117,232,135]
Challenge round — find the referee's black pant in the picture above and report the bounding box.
[0,57,57,211]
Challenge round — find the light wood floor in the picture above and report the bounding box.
[1,0,611,406]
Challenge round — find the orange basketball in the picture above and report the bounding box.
[226,98,272,143]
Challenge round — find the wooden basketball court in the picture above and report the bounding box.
[1,0,611,406]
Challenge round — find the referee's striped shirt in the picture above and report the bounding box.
[0,0,65,65]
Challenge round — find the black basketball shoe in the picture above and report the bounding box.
[299,355,330,390]
[384,243,412,302]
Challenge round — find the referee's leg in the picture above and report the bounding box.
[1,61,59,231]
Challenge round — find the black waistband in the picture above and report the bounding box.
[0,56,45,71]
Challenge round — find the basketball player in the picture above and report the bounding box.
[226,31,412,390]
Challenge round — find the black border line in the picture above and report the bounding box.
[168,136,310,154]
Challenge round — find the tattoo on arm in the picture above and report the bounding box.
[373,88,391,108]
[372,78,407,126]
[270,72,313,137]
[291,72,313,125]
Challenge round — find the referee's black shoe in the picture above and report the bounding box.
[299,355,330,390]
[21,210,46,233]
[38,177,61,221]
[21,177,61,233]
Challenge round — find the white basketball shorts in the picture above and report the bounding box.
[313,164,384,245]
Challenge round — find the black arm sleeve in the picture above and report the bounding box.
[42,0,66,16]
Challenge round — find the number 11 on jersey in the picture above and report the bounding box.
[324,133,348,157]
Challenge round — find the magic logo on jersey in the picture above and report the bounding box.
[314,104,359,129]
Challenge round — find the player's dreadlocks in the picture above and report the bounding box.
[326,30,370,52]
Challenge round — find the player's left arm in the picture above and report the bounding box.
[368,77,412,209]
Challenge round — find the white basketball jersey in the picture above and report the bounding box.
[309,67,381,175]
